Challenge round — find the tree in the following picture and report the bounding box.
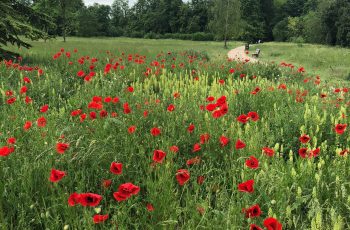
[0,0,53,59]
[111,0,129,36]
[240,0,266,42]
[209,0,241,48]
[58,0,84,42]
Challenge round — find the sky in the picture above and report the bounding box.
[84,0,188,6]
[83,0,136,6]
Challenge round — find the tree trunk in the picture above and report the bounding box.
[62,0,66,42]
[224,0,230,49]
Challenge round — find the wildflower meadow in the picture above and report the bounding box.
[1,38,350,230]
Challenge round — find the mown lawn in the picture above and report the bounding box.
[256,42,350,82]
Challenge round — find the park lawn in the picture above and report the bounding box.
[9,37,242,64]
[256,42,350,83]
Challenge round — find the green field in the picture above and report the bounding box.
[10,37,350,83]
[257,42,350,82]
[1,37,350,229]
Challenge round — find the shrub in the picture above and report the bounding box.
[191,32,214,41]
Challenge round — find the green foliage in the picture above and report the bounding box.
[209,0,241,47]
[0,0,53,59]
[273,18,289,42]
[17,0,348,47]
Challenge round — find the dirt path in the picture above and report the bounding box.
[227,45,258,63]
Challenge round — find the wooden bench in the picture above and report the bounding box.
[244,43,250,51]
[252,49,260,58]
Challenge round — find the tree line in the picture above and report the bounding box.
[1,0,350,53]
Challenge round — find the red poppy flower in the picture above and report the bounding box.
[187,124,195,133]
[102,179,112,189]
[56,143,69,154]
[153,150,166,163]
[23,77,31,83]
[110,162,123,175]
[197,175,205,185]
[146,203,154,212]
[250,224,263,230]
[20,85,27,94]
[250,87,261,95]
[7,97,16,104]
[77,70,85,77]
[169,145,179,153]
[312,148,320,157]
[79,193,102,207]
[229,68,235,74]
[220,135,229,147]
[127,86,134,92]
[262,147,274,157]
[113,183,140,202]
[99,110,108,118]
[49,169,66,182]
[71,109,82,116]
[186,156,201,166]
[40,104,49,113]
[128,126,136,134]
[339,149,348,156]
[212,110,223,118]
[80,113,87,122]
[0,146,12,157]
[90,111,97,120]
[206,96,215,102]
[298,148,308,158]
[237,114,249,124]
[299,134,310,144]
[245,156,259,169]
[88,101,103,110]
[7,137,16,145]
[167,104,175,112]
[216,96,227,106]
[23,121,32,131]
[263,217,282,230]
[192,143,201,152]
[335,124,347,135]
[68,193,81,206]
[123,103,131,114]
[151,127,161,136]
[206,103,217,111]
[173,92,180,98]
[37,117,47,127]
[238,179,254,193]
[235,139,246,149]
[247,112,259,121]
[93,214,109,224]
[25,96,32,104]
[200,133,210,144]
[243,204,262,218]
[176,169,190,186]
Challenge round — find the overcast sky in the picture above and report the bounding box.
[84,0,188,6]
[83,0,137,6]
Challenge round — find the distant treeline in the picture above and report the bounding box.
[26,0,350,46]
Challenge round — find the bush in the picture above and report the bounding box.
[141,33,214,41]
[289,36,305,46]
[273,18,289,42]
[191,32,214,41]
[144,32,157,39]
[128,31,144,38]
